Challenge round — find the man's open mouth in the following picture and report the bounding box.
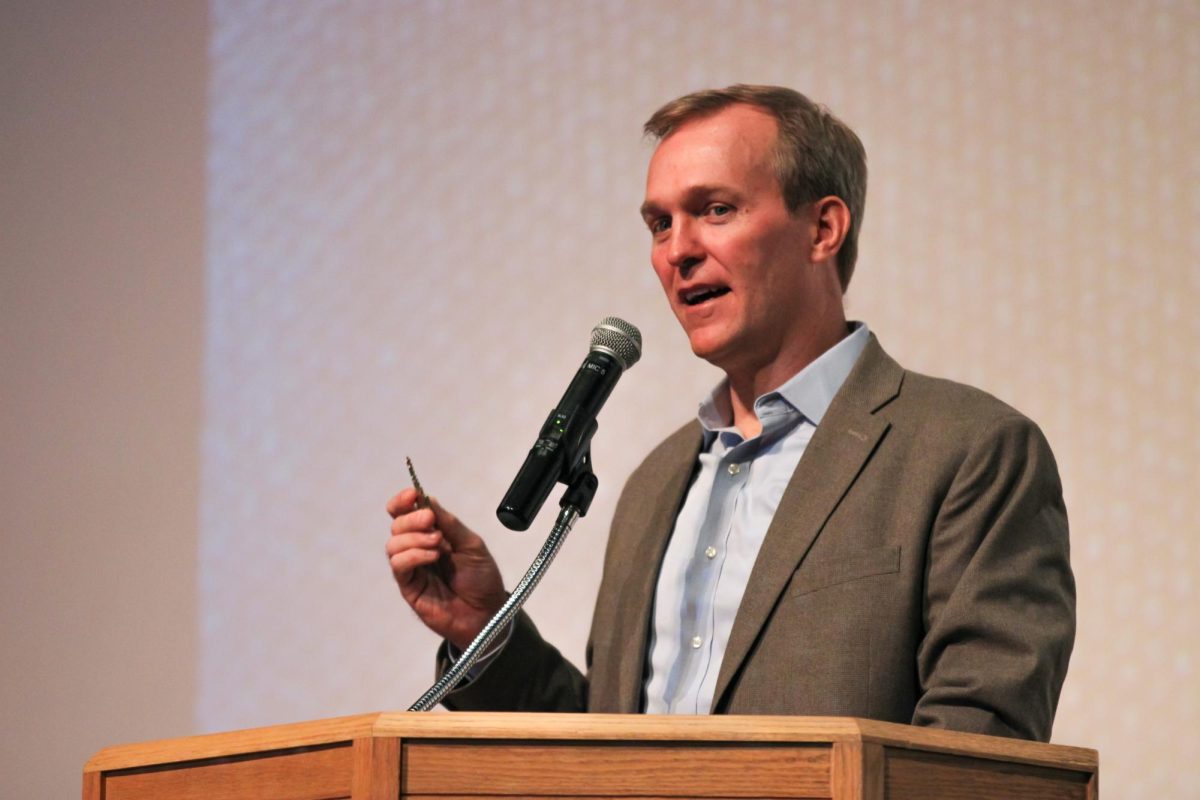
[682,286,731,306]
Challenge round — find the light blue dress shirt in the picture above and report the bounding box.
[643,322,870,714]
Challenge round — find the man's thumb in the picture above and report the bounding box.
[429,497,477,548]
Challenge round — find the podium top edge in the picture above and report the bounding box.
[84,711,1097,775]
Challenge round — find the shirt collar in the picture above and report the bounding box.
[697,322,870,434]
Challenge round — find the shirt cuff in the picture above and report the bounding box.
[445,619,515,684]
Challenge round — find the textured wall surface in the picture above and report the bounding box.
[198,2,1197,797]
[0,2,206,797]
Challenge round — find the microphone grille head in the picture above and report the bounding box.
[590,317,642,370]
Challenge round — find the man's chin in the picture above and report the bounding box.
[686,331,735,367]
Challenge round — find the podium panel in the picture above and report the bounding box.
[84,712,1098,800]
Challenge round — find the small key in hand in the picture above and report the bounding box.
[406,456,431,509]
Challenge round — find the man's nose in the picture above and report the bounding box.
[667,217,705,272]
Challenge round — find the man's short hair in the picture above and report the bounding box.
[644,85,867,290]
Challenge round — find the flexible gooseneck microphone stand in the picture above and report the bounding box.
[408,457,597,712]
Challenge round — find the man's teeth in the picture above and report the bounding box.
[684,287,728,305]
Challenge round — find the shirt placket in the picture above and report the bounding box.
[675,434,750,712]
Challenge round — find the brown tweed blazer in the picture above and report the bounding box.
[442,335,1075,742]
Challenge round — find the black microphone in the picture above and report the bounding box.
[496,317,642,531]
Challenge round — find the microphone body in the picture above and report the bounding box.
[497,318,642,531]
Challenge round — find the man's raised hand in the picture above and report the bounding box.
[385,488,507,650]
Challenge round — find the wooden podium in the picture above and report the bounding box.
[84,711,1098,799]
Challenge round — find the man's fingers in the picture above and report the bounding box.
[389,543,441,582]
[386,487,421,518]
[428,496,479,549]
[385,530,442,558]
[391,495,480,552]
[390,506,436,538]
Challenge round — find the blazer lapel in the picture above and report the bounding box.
[711,335,904,710]
[610,422,703,711]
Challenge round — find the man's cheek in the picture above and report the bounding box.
[651,267,675,299]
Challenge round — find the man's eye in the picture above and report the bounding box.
[650,217,671,234]
[706,204,733,218]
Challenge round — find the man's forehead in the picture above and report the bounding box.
[653,103,778,153]
[642,106,780,208]
[648,106,776,172]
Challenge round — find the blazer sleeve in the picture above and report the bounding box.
[435,610,588,712]
[913,412,1076,741]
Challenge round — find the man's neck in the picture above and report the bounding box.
[724,319,850,439]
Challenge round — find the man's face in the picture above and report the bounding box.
[641,104,823,376]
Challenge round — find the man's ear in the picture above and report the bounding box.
[810,196,851,265]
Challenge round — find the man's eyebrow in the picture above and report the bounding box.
[640,185,731,219]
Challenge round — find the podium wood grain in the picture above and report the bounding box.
[84,712,1098,799]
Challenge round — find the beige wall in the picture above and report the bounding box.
[0,2,206,797]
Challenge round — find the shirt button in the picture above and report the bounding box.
[727,462,741,475]
[691,636,703,649]
[705,546,717,559]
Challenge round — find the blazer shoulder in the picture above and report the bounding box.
[896,368,1026,425]
[887,367,1060,478]
[863,337,1056,463]
[851,335,1032,435]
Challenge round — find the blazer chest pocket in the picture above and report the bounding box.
[790,545,901,596]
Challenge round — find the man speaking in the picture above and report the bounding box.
[385,85,1075,742]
